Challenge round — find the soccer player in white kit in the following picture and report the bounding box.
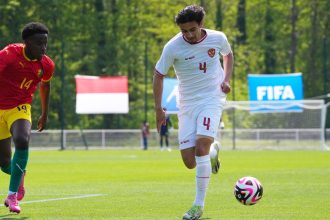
[153,5,234,220]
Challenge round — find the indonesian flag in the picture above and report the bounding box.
[75,75,129,114]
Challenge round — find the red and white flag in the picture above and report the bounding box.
[75,75,129,114]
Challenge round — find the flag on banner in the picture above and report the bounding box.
[75,75,129,114]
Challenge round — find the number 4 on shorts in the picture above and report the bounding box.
[203,117,210,130]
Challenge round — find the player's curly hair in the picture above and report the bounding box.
[175,5,205,25]
[22,22,49,40]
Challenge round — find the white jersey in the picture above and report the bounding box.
[155,29,232,109]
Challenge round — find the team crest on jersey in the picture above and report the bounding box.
[208,48,216,58]
[37,69,44,77]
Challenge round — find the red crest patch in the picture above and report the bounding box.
[208,48,216,58]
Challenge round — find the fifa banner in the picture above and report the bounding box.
[75,75,129,114]
[248,73,303,112]
[162,78,179,114]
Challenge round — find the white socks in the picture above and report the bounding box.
[194,155,211,207]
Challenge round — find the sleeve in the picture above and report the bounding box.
[41,58,55,82]
[0,47,14,73]
[155,43,175,75]
[219,32,232,56]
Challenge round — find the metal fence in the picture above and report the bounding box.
[28,129,330,150]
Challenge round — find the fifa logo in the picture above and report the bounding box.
[256,85,295,100]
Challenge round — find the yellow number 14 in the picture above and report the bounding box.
[20,78,33,90]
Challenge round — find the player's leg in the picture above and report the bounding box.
[0,114,22,213]
[194,135,213,205]
[181,136,212,220]
[11,120,29,201]
[0,114,12,174]
[178,111,197,169]
[10,119,30,191]
[4,119,30,213]
[180,147,196,169]
[4,104,32,213]
[182,107,221,220]
[0,138,12,175]
[179,111,205,219]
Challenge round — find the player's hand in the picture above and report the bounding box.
[221,81,231,94]
[37,114,48,132]
[155,107,166,133]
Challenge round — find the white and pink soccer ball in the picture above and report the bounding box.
[234,176,263,205]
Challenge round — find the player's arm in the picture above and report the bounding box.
[153,70,166,132]
[37,80,51,132]
[221,52,234,94]
[153,43,174,132]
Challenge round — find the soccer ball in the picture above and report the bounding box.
[234,176,263,205]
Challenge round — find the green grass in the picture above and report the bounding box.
[0,149,329,219]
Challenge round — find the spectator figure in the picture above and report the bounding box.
[141,120,150,150]
[160,108,172,151]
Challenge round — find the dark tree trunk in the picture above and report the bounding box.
[290,0,298,73]
[236,0,246,44]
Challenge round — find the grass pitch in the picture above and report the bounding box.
[0,149,329,219]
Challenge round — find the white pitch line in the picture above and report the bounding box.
[0,194,105,206]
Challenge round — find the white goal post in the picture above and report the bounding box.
[221,100,329,150]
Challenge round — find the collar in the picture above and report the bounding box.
[22,46,38,62]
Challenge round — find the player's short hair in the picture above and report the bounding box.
[22,22,49,40]
[175,5,205,25]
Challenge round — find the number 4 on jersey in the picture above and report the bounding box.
[203,117,210,130]
[199,62,207,73]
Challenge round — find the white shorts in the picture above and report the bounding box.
[178,103,224,150]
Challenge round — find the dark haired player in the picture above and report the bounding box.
[0,22,55,213]
[153,5,233,220]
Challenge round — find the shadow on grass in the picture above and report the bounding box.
[0,214,29,220]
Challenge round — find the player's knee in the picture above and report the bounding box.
[12,135,29,150]
[195,146,209,156]
[195,140,213,156]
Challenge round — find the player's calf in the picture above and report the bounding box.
[17,171,26,201]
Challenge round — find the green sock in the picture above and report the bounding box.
[9,149,29,192]
[1,164,11,175]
